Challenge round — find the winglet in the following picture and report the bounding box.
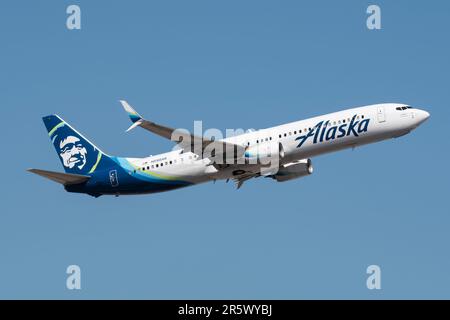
[120,100,144,132]
[120,100,143,123]
[125,119,143,132]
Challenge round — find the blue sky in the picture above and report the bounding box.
[0,0,449,299]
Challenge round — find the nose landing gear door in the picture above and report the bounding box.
[377,106,386,123]
[109,170,119,187]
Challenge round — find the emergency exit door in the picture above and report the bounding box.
[377,106,386,123]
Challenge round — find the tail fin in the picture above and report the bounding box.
[42,115,107,175]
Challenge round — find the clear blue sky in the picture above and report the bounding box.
[0,0,449,299]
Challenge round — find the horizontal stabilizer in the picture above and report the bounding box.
[28,169,90,186]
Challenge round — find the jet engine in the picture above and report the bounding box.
[269,159,313,182]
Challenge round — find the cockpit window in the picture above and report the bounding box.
[396,106,412,111]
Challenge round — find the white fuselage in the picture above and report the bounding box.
[126,103,430,186]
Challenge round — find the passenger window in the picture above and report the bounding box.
[170,161,172,165]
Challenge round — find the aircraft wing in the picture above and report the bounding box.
[120,100,245,160]
[28,169,91,186]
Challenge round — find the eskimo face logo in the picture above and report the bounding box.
[296,115,370,148]
[59,136,88,170]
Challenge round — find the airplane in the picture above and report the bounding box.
[28,102,430,197]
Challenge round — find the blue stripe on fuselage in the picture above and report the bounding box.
[65,157,193,196]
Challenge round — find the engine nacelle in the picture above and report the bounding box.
[244,141,285,164]
[270,159,313,182]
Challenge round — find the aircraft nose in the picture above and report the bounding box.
[416,109,430,124]
[412,109,430,127]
